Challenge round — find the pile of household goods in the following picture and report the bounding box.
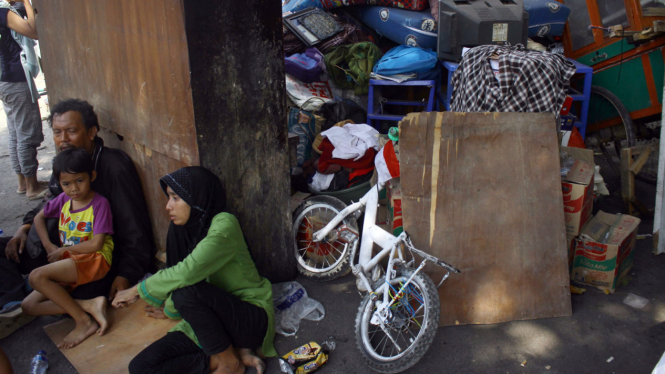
[282,0,573,195]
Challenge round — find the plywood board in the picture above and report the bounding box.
[399,112,571,326]
[33,0,199,167]
[44,301,178,374]
[99,130,189,255]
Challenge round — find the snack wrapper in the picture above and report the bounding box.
[296,352,328,374]
[282,342,322,365]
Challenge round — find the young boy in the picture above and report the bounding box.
[21,148,114,349]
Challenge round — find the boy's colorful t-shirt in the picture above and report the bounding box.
[43,192,114,265]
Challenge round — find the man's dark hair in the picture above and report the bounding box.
[52,149,94,182]
[48,99,100,131]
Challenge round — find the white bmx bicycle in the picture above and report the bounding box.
[292,141,460,373]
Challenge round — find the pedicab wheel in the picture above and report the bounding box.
[585,86,636,189]
[292,195,358,281]
[355,266,440,374]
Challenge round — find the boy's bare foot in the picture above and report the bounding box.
[239,348,265,374]
[77,296,109,335]
[58,316,98,349]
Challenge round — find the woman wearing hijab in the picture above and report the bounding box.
[112,167,275,374]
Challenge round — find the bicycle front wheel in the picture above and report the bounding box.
[355,266,440,373]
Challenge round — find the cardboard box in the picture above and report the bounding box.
[571,211,641,292]
[386,179,403,236]
[561,147,594,236]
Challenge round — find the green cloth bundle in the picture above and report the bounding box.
[324,42,382,96]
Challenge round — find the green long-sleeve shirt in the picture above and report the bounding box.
[137,212,277,357]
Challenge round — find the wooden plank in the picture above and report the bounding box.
[631,147,652,175]
[621,148,634,215]
[400,112,571,326]
[644,7,665,17]
[655,20,665,33]
[44,301,178,374]
[33,0,198,166]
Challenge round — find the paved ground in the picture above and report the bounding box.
[0,96,664,373]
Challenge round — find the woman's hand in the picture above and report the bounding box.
[143,306,167,319]
[112,285,140,308]
[47,247,64,263]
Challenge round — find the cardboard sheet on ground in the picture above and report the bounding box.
[399,112,572,326]
[44,301,178,374]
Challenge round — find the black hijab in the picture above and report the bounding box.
[160,167,226,267]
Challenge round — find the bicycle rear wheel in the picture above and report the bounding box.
[292,195,358,281]
[355,266,440,373]
[584,86,635,182]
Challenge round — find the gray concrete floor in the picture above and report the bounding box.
[0,94,664,373]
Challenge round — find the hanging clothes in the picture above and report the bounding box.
[450,44,576,115]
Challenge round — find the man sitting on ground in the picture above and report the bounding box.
[0,98,154,318]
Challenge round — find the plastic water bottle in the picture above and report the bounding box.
[30,350,48,374]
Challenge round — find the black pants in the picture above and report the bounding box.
[129,282,268,374]
[0,236,115,306]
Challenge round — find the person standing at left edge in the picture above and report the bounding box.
[0,0,46,199]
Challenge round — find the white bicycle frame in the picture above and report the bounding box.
[312,182,436,310]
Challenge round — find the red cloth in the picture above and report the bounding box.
[568,126,586,149]
[317,138,376,183]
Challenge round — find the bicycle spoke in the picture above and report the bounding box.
[379,332,389,356]
[368,326,381,342]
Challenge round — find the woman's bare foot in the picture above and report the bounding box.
[209,348,246,374]
[58,315,99,349]
[17,174,26,193]
[25,175,47,198]
[77,296,109,335]
[239,349,265,374]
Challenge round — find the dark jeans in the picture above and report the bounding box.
[0,236,115,306]
[129,332,209,374]
[0,237,47,307]
[129,282,268,374]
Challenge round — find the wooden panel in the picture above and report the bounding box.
[400,112,572,326]
[44,301,178,374]
[33,0,198,165]
[99,130,188,254]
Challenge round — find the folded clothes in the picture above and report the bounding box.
[320,123,379,161]
[317,138,376,174]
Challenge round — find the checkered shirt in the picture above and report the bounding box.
[450,45,576,114]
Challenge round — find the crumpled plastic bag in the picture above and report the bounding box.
[272,281,325,336]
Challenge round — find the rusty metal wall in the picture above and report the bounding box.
[34,0,198,253]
